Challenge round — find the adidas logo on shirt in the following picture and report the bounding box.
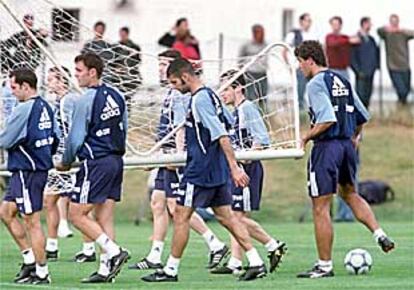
[100,95,121,121]
[38,107,52,130]
[331,75,349,97]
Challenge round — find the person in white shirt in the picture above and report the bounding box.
[284,13,318,110]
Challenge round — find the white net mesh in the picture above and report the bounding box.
[0,0,302,172]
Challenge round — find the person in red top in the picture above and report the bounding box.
[172,31,201,60]
[325,16,360,80]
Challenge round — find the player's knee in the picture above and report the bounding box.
[151,199,165,216]
[43,197,56,211]
[22,214,39,230]
[216,214,234,229]
[0,204,13,224]
[0,206,8,224]
[68,205,82,226]
[312,202,329,217]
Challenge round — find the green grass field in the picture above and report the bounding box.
[1,221,413,289]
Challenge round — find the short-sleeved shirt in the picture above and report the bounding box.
[156,89,189,149]
[231,99,270,149]
[183,87,231,187]
[307,70,370,141]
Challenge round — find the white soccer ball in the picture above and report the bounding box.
[344,248,373,275]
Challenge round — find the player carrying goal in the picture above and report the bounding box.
[129,50,229,272]
[56,52,130,283]
[211,69,287,275]
[142,58,268,283]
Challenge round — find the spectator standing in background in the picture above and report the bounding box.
[158,18,201,59]
[284,13,318,110]
[351,17,379,109]
[0,14,48,73]
[378,14,414,105]
[325,16,360,80]
[172,31,201,60]
[239,24,268,111]
[113,26,142,104]
[81,21,112,63]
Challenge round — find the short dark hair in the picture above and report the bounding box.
[220,69,246,94]
[329,16,342,25]
[158,49,182,60]
[294,40,327,67]
[360,17,370,27]
[94,21,106,30]
[299,13,310,22]
[166,58,195,78]
[49,66,71,87]
[74,52,104,78]
[12,68,37,89]
[120,26,129,34]
[175,18,187,27]
[252,24,264,32]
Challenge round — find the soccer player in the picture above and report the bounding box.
[56,52,129,283]
[142,58,267,283]
[43,66,97,262]
[294,40,395,278]
[0,68,58,284]
[211,69,287,275]
[129,50,228,271]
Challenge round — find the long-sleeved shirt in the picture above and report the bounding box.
[62,83,128,165]
[377,28,414,71]
[0,96,59,171]
[325,34,351,69]
[351,32,379,76]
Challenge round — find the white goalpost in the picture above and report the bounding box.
[0,0,303,171]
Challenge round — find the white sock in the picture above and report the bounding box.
[59,219,69,229]
[83,242,96,256]
[245,248,263,267]
[373,228,387,242]
[98,253,110,276]
[35,263,49,279]
[163,255,180,276]
[318,259,333,272]
[146,240,164,263]
[21,248,35,265]
[227,256,242,270]
[202,230,225,252]
[96,233,120,259]
[264,239,278,252]
[46,238,58,252]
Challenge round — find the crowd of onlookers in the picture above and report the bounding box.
[1,13,413,110]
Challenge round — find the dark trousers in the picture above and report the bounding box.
[296,69,308,110]
[389,70,411,104]
[355,74,375,108]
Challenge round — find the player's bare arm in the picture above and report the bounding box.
[301,122,335,149]
[219,136,249,187]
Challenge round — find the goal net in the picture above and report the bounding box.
[0,0,302,170]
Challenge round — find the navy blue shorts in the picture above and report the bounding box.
[308,139,357,198]
[176,182,232,208]
[71,155,123,204]
[231,161,263,212]
[3,171,48,214]
[153,167,182,198]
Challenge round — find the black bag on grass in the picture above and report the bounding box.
[358,180,395,205]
